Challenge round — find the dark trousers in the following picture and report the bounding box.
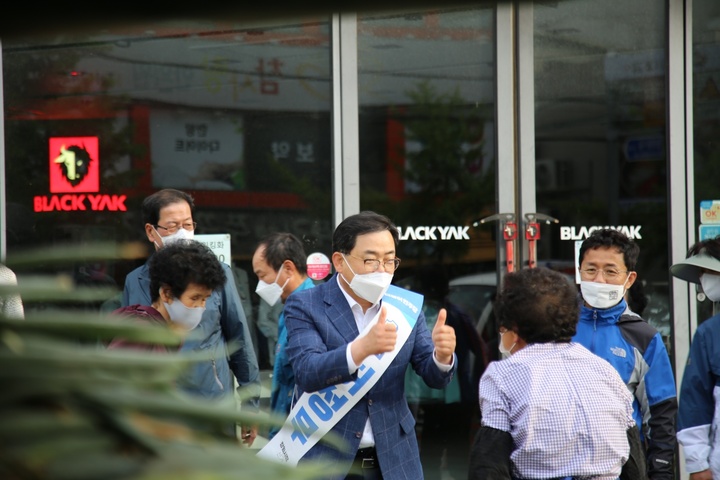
[345,447,383,480]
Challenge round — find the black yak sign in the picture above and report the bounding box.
[34,136,126,212]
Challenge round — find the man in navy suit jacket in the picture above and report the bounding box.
[284,211,457,480]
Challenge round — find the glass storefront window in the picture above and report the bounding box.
[693,0,720,322]
[358,7,496,479]
[3,18,333,367]
[533,0,671,350]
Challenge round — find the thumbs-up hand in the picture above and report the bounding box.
[351,306,397,365]
[367,307,397,353]
[432,308,456,365]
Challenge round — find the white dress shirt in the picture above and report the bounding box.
[336,275,453,448]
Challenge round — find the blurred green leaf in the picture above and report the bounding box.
[2,314,183,344]
[5,242,147,268]
[0,269,347,479]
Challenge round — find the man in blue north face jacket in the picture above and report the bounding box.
[573,228,677,480]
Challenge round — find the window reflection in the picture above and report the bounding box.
[693,0,720,323]
[3,19,333,354]
[533,0,670,346]
[358,7,496,479]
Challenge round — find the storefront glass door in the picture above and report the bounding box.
[531,0,671,352]
[357,7,496,479]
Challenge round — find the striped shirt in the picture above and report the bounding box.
[479,342,634,480]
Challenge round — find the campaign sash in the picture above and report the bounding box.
[256,285,423,466]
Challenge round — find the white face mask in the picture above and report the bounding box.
[700,273,720,302]
[498,330,516,356]
[580,279,628,309]
[155,226,194,248]
[341,254,393,305]
[163,297,205,330]
[255,267,290,306]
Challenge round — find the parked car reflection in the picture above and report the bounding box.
[447,272,498,349]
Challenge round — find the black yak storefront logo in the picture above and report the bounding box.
[34,136,126,212]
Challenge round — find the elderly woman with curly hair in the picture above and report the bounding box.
[109,239,226,352]
[468,267,647,480]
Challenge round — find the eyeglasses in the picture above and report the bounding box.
[578,267,628,280]
[154,222,197,234]
[347,254,401,273]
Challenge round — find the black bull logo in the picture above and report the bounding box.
[54,144,92,186]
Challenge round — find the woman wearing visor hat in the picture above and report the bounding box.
[671,237,720,480]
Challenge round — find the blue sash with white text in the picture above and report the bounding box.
[257,285,423,466]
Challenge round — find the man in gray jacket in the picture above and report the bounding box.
[121,188,260,443]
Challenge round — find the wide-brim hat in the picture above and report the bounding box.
[670,253,720,284]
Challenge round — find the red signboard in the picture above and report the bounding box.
[34,136,126,212]
[49,136,99,193]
